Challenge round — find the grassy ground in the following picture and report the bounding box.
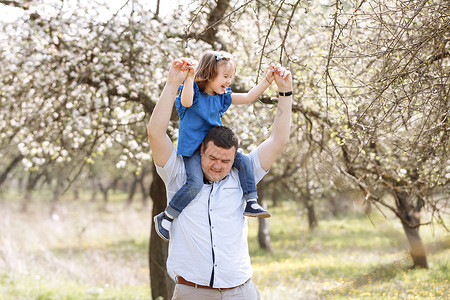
[248,202,449,299]
[0,193,448,299]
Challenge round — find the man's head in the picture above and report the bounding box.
[200,126,239,182]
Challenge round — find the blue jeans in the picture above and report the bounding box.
[167,150,258,218]
[234,152,258,200]
[167,149,203,218]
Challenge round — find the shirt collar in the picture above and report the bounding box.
[203,174,230,185]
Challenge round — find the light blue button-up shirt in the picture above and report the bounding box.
[155,146,268,288]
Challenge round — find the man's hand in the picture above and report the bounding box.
[168,58,195,86]
[273,65,292,92]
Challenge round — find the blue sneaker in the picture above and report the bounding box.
[243,199,271,218]
[154,212,172,242]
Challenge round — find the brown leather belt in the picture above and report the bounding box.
[176,276,237,291]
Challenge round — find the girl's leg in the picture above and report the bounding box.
[234,152,271,218]
[154,150,203,241]
[168,150,203,216]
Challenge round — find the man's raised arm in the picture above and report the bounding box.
[147,59,191,167]
[257,66,293,171]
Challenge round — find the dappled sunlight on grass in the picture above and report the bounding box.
[1,195,448,299]
[248,202,449,300]
[0,271,150,300]
[0,196,152,299]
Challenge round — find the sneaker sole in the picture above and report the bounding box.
[243,212,271,218]
[153,215,169,242]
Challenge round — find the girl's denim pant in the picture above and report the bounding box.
[167,150,258,218]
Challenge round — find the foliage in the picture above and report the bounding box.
[1,0,447,212]
[322,0,449,219]
[0,0,174,189]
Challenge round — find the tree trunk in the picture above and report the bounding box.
[139,168,149,208]
[256,184,273,252]
[21,184,32,213]
[90,188,97,202]
[328,196,339,217]
[125,174,138,208]
[140,178,149,208]
[73,187,79,201]
[202,0,231,50]
[257,212,273,252]
[20,172,43,212]
[271,186,280,207]
[50,177,62,215]
[395,190,428,268]
[100,184,109,209]
[0,154,23,187]
[149,165,174,300]
[111,177,119,191]
[305,197,318,230]
[302,168,318,230]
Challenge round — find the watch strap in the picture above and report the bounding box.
[279,91,293,96]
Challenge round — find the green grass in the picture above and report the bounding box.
[1,273,149,300]
[248,202,449,299]
[0,196,448,299]
[0,194,151,300]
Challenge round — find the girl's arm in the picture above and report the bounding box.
[180,66,195,107]
[231,65,276,105]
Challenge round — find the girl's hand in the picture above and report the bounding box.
[180,57,195,79]
[265,64,276,84]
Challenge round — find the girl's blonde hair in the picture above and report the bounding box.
[195,51,236,92]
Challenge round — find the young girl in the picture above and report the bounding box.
[154,51,276,241]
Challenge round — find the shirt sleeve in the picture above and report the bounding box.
[175,82,201,119]
[174,84,185,118]
[155,145,183,185]
[220,88,232,117]
[248,149,269,184]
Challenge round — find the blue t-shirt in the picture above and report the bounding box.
[175,82,232,157]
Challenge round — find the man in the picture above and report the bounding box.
[147,58,293,299]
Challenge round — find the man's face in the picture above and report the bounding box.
[200,141,236,182]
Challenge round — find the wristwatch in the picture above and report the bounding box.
[279,91,293,96]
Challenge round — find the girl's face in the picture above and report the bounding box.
[204,63,235,96]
